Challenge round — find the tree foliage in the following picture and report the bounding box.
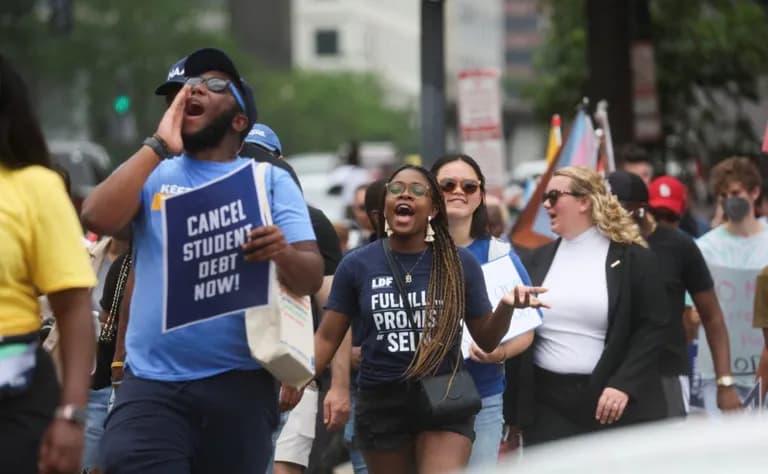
[1,0,415,163]
[522,0,768,165]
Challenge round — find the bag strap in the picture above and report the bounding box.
[254,162,273,226]
[382,238,418,330]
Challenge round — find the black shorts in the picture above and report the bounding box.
[355,381,475,451]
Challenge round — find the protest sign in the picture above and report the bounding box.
[162,161,269,332]
[695,265,762,383]
[461,254,542,358]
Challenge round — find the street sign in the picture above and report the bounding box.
[456,68,506,195]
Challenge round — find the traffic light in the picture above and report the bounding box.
[113,95,132,115]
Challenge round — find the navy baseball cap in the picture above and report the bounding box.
[246,124,282,155]
[154,56,187,96]
[183,48,258,128]
[608,170,649,203]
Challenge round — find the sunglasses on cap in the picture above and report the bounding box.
[185,76,246,112]
[386,181,429,197]
[439,178,480,195]
[542,189,584,207]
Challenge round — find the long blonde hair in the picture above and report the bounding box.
[554,166,647,247]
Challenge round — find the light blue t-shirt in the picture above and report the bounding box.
[126,156,315,381]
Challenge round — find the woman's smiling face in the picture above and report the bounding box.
[434,159,482,222]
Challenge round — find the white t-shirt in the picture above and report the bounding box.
[695,222,768,270]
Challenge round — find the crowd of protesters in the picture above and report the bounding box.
[2,46,768,474]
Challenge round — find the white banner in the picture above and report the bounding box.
[695,265,762,385]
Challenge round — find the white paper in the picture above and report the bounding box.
[461,255,543,359]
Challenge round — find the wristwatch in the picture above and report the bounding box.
[54,404,88,426]
[716,375,735,388]
[143,134,173,159]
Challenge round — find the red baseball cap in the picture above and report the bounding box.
[648,176,687,215]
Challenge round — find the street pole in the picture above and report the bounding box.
[420,0,445,168]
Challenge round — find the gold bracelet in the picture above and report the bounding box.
[110,361,124,369]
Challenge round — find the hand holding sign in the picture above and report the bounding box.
[469,342,505,364]
[501,285,549,309]
[242,225,287,262]
[155,85,189,155]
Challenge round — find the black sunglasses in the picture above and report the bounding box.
[386,181,429,197]
[439,178,480,195]
[542,189,584,207]
[185,76,246,111]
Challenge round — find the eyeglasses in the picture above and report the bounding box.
[386,181,429,197]
[542,189,584,207]
[439,178,480,195]
[185,76,246,112]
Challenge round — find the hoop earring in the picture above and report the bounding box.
[425,216,435,242]
[385,219,393,237]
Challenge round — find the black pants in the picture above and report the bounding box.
[525,367,601,445]
[0,348,60,474]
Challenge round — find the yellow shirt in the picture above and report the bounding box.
[754,266,768,329]
[0,164,96,337]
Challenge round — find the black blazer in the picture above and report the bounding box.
[513,239,669,427]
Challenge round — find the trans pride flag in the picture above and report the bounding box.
[511,107,597,247]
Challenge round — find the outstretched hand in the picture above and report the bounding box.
[155,85,190,155]
[501,285,549,309]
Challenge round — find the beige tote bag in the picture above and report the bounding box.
[244,162,315,388]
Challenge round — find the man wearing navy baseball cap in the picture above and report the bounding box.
[83,48,323,474]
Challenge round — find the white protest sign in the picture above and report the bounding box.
[695,265,762,385]
[461,255,542,359]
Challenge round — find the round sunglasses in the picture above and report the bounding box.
[386,181,429,197]
[185,76,246,112]
[542,189,584,207]
[439,178,480,195]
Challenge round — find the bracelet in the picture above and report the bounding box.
[143,134,173,159]
[111,361,124,369]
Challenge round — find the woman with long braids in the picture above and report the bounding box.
[512,166,668,444]
[431,154,535,468]
[314,165,546,473]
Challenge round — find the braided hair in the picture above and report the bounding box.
[386,165,466,379]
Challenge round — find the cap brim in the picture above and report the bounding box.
[154,82,184,96]
[649,198,683,215]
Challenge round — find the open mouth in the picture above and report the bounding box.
[395,204,415,216]
[185,101,205,117]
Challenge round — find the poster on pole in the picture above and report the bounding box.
[457,68,506,195]
[161,161,270,332]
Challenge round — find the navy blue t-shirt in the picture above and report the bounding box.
[326,240,492,389]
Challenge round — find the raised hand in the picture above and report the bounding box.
[155,85,190,155]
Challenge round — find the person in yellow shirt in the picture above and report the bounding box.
[754,266,768,402]
[0,54,97,474]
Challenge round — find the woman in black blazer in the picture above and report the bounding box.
[514,166,668,444]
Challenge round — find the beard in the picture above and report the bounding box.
[182,105,239,154]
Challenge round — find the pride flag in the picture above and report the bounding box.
[511,106,597,248]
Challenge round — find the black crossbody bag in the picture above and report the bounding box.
[382,239,481,423]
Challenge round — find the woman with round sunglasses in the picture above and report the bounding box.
[314,165,547,474]
[431,154,536,468]
[512,166,668,444]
